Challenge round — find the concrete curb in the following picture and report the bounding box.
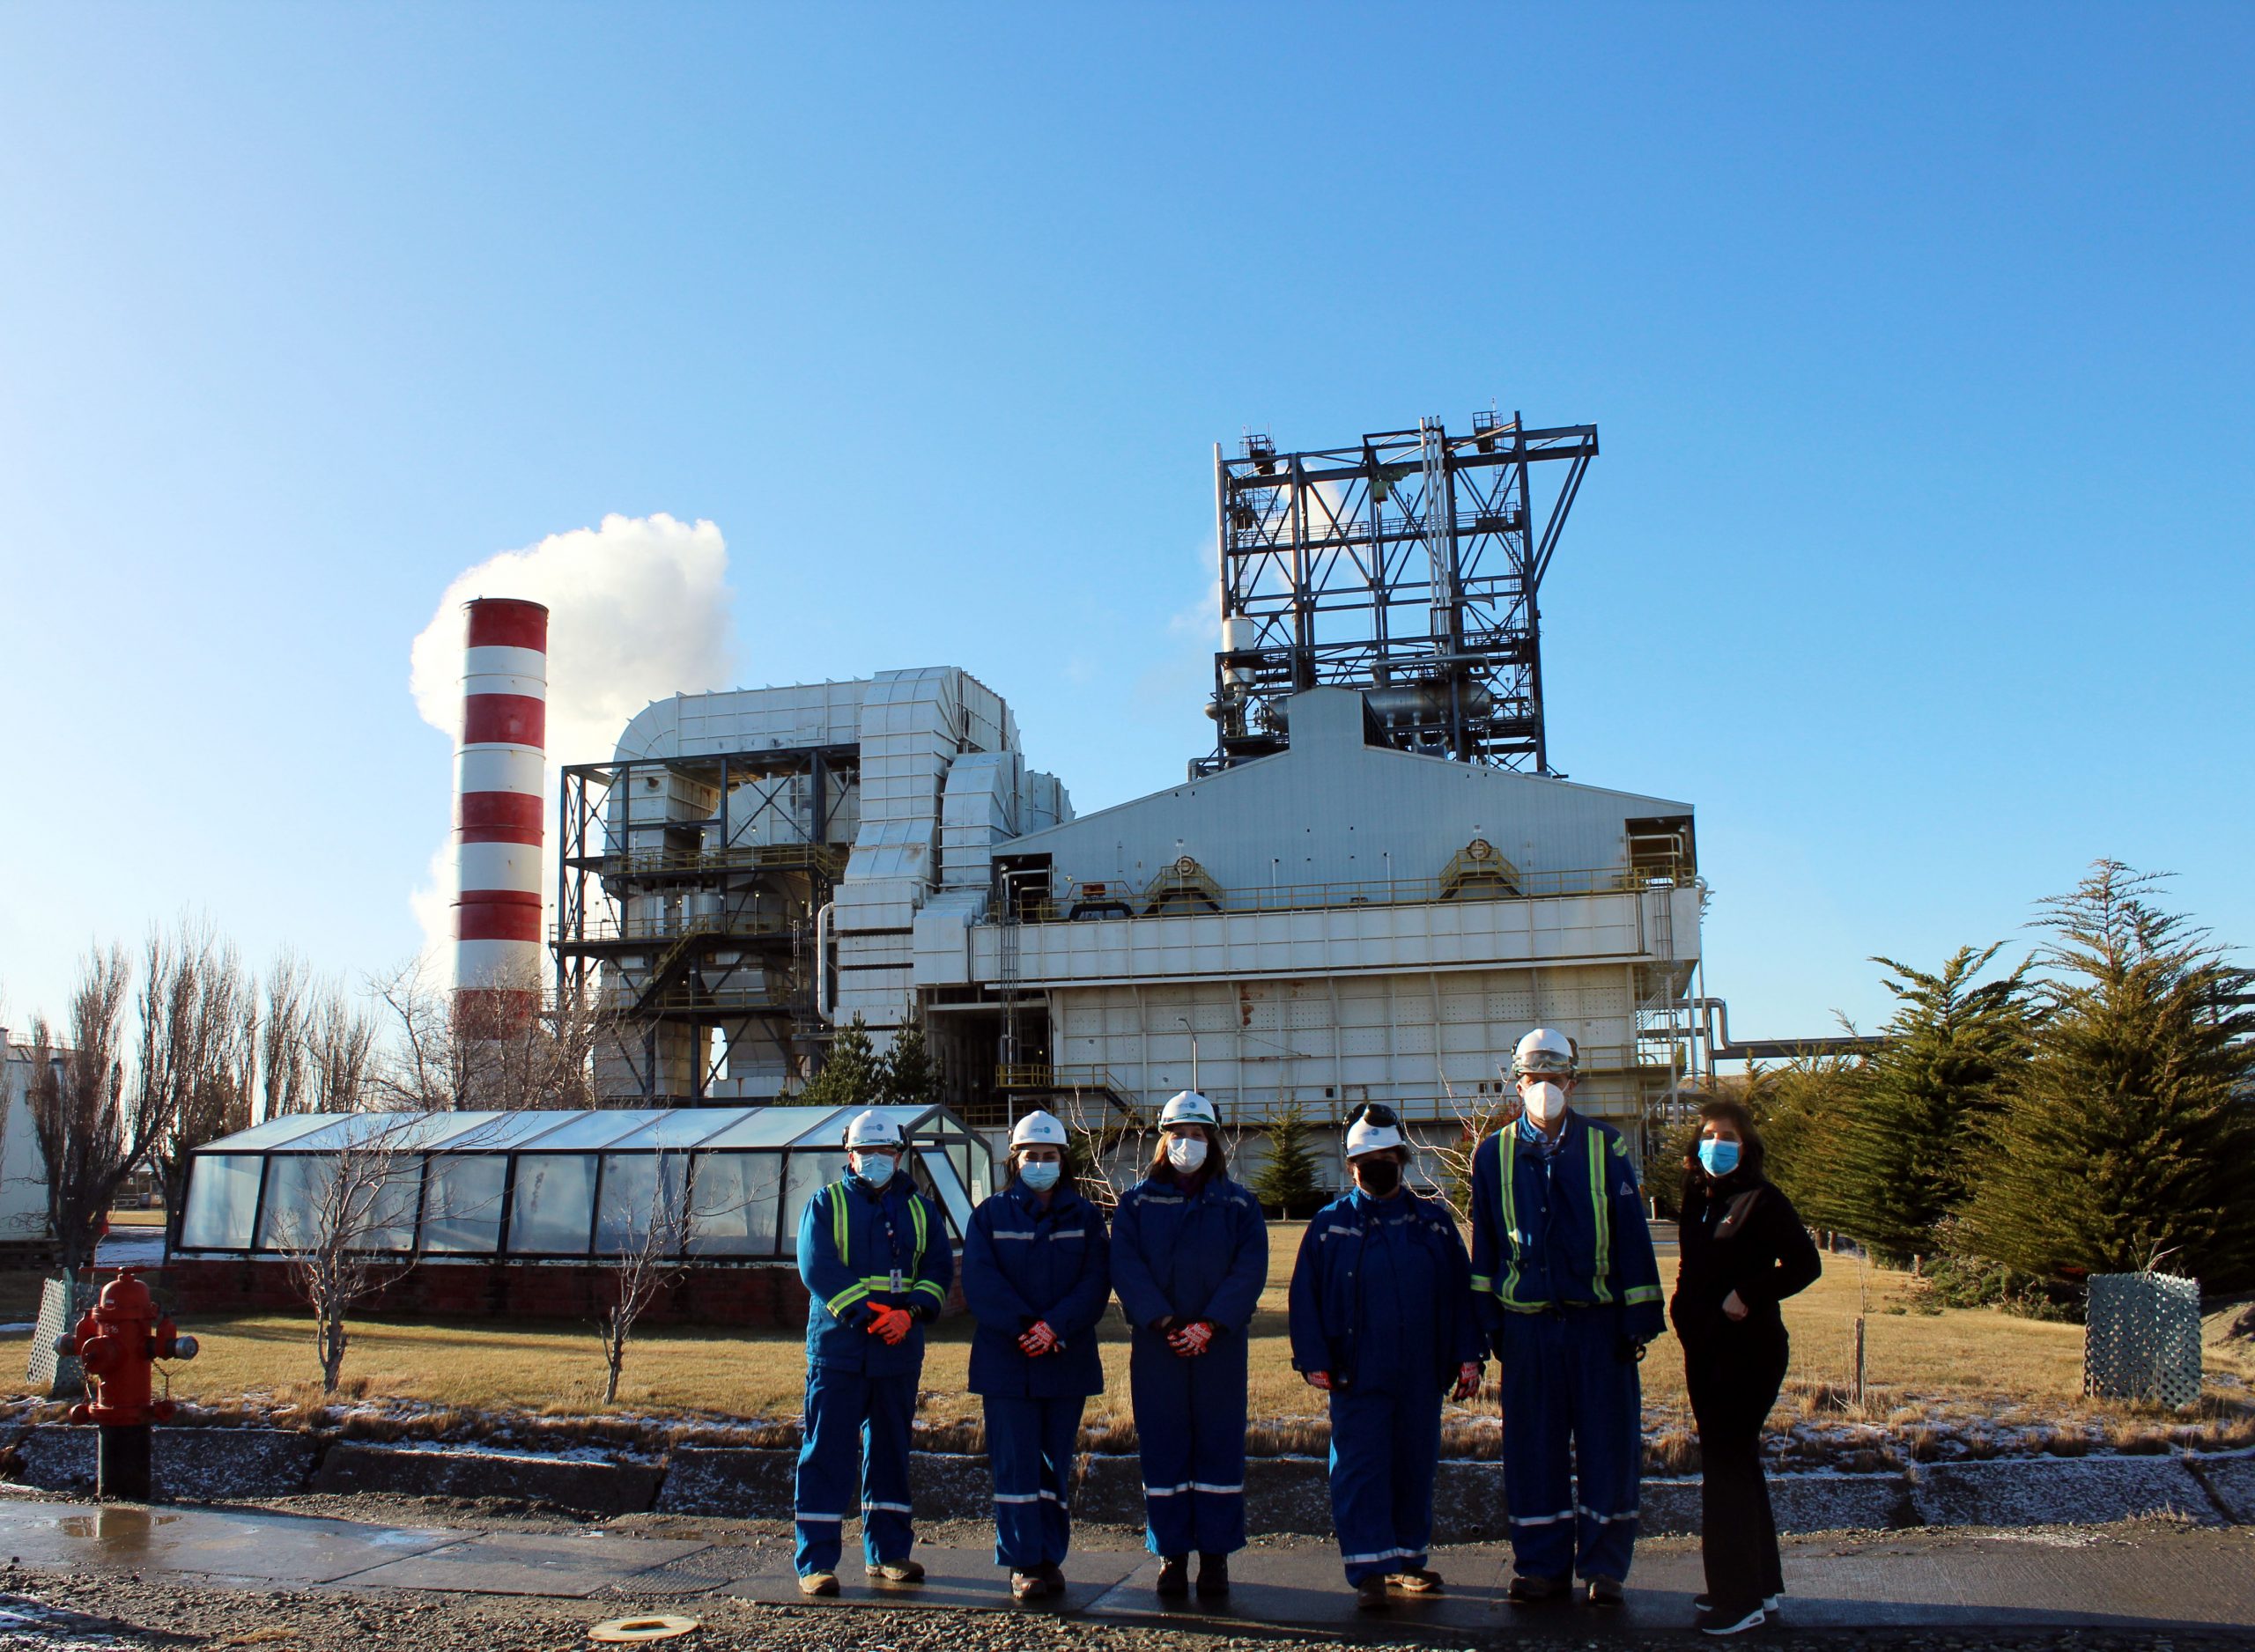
[11,1427,2253,1535]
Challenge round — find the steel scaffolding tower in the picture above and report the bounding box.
[1201,411,1597,775]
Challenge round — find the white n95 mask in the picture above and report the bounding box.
[1522,1080,1566,1125]
[1164,1136,1209,1174]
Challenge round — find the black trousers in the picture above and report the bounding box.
[1682,1323,1788,1612]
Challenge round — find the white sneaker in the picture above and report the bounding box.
[1700,1604,1766,1636]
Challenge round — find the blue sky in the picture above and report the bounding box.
[2,5,2249,1044]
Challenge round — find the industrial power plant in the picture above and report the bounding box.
[496,413,1711,1176]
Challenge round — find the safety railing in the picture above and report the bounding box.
[567,842,845,878]
[987,859,1686,926]
[553,910,802,947]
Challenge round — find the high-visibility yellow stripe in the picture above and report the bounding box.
[826,1282,870,1316]
[1496,1130,1531,1308]
[1624,1284,1661,1305]
[830,1186,849,1266]
[1468,1272,1495,1294]
[909,1197,928,1271]
[1587,1125,1614,1305]
[912,1278,947,1302]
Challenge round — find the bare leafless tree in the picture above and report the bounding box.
[593,1149,692,1405]
[306,984,379,1113]
[263,1109,425,1393]
[260,951,311,1120]
[26,944,168,1279]
[372,955,618,1112]
[142,918,259,1250]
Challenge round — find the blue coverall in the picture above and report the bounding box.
[1287,1187,1482,1586]
[1108,1172,1268,1559]
[961,1181,1111,1574]
[794,1169,956,1578]
[1468,1112,1664,1585]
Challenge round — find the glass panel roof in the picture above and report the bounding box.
[509,1110,675,1150]
[604,1108,759,1150]
[786,1104,937,1147]
[699,1106,847,1150]
[422,1110,582,1153]
[196,1113,343,1152]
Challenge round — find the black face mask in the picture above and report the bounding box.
[1355,1160,1401,1197]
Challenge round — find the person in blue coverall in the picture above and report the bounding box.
[1109,1089,1268,1601]
[1469,1029,1665,1608]
[792,1108,957,1597]
[961,1109,1112,1602]
[1288,1103,1484,1613]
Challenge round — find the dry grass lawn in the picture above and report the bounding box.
[128,1223,2255,1445]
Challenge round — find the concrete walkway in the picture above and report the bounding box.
[4,1501,2251,1634]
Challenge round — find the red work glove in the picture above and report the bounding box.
[866,1305,913,1346]
[1305,1370,1332,1391]
[1167,1320,1216,1358]
[1452,1361,1482,1402]
[1017,1320,1059,1356]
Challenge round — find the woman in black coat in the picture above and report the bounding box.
[1670,1097,1821,1637]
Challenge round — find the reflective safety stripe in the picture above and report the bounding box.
[1507,1508,1578,1526]
[826,1282,870,1316]
[994,1493,1042,1504]
[797,1512,847,1523]
[1495,1130,1533,1308]
[1468,1272,1495,1294]
[1143,1482,1192,1496]
[912,1278,948,1302]
[862,1501,913,1514]
[909,1196,928,1271]
[830,1186,850,1267]
[1342,1546,1420,1564]
[1624,1284,1662,1305]
[1576,1504,1641,1523]
[1189,1482,1243,1494]
[1586,1125,1615,1305]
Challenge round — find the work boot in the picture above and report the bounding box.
[1389,1567,1445,1593]
[1585,1574,1625,1607]
[1356,1577,1393,1612]
[1155,1554,1190,1598]
[1698,1603,1767,1636]
[1195,1552,1231,1597]
[866,1557,925,1583]
[1506,1572,1568,1604]
[797,1571,839,1597]
[1010,1570,1044,1602]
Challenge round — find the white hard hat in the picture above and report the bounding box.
[1344,1105,1405,1159]
[1009,1110,1068,1148]
[1512,1028,1578,1078]
[844,1110,904,1148]
[1160,1090,1218,1127]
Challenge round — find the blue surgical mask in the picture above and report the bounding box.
[1019,1161,1062,1192]
[1698,1139,1741,1177]
[852,1152,897,1188]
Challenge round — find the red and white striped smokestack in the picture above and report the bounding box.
[454,597,549,1036]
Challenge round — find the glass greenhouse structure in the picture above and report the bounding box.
[177,1103,993,1262]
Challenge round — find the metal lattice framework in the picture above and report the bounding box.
[1203,411,1597,773]
[2084,1272,2203,1410]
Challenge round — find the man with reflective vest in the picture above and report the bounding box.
[1468,1029,1664,1608]
[793,1108,956,1597]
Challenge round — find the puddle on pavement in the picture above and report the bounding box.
[56,1509,184,1540]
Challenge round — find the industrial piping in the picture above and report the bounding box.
[454,597,549,1035]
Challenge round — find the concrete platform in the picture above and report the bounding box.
[721,1545,1141,1613]
[0,1499,2246,1631]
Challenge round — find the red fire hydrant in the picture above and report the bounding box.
[62,1266,198,1501]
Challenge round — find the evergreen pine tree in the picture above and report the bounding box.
[1761,1053,1873,1232]
[1817,946,2036,1261]
[1961,863,2255,1291]
[1251,1104,1324,1217]
[879,1019,940,1110]
[799,1015,882,1110]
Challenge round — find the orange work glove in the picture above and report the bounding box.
[1167,1320,1216,1357]
[866,1305,913,1345]
[1305,1370,1332,1391]
[1017,1320,1060,1356]
[1452,1361,1482,1402]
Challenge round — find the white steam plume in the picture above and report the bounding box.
[408,512,736,974]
